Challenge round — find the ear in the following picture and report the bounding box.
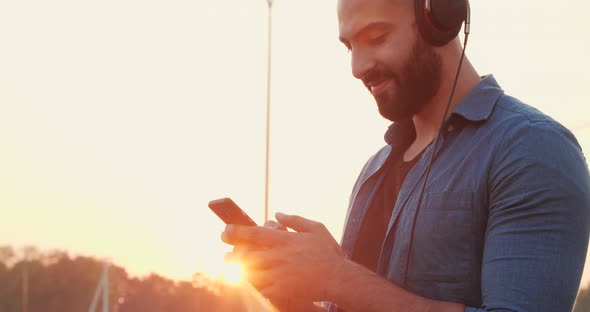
[415,0,468,46]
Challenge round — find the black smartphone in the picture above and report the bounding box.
[208,197,257,226]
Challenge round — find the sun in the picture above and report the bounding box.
[192,252,247,287]
[219,261,245,285]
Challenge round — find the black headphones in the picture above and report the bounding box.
[415,0,470,46]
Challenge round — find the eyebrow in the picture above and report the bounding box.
[339,21,393,46]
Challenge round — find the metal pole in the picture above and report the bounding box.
[102,263,109,312]
[21,265,28,312]
[88,262,109,312]
[264,0,273,223]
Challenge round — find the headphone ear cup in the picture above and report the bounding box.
[415,0,468,46]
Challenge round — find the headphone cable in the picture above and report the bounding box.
[403,30,470,287]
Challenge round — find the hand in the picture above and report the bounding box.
[221,212,346,304]
[225,220,287,271]
[232,220,321,312]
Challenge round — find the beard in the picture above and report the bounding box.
[366,36,442,122]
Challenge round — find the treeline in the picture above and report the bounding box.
[1,246,588,311]
[0,246,271,312]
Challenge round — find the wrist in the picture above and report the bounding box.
[322,257,355,303]
[320,258,464,312]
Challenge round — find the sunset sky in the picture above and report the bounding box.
[1,0,589,290]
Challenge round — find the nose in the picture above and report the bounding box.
[351,48,375,80]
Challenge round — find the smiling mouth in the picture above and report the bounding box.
[370,79,390,95]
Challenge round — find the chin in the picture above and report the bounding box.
[377,101,413,122]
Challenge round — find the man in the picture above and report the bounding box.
[221,0,590,311]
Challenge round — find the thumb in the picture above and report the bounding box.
[263,220,288,231]
[275,212,325,233]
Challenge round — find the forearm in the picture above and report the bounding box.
[326,259,464,312]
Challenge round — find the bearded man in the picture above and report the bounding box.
[221,0,590,311]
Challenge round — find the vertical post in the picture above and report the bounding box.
[88,262,109,312]
[264,0,273,223]
[21,265,28,312]
[102,263,109,312]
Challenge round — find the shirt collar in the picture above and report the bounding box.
[384,75,504,146]
[384,119,415,149]
[450,74,504,122]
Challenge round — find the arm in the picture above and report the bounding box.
[465,121,590,311]
[326,258,464,312]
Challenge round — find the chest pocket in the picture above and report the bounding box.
[407,191,474,282]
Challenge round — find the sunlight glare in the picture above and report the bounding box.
[220,261,245,285]
[194,256,246,286]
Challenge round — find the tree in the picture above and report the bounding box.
[0,245,270,312]
[0,246,15,265]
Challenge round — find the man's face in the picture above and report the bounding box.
[338,0,442,122]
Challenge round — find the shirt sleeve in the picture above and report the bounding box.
[465,120,590,311]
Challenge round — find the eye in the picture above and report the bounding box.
[368,34,387,45]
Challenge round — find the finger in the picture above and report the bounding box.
[245,268,278,290]
[225,248,283,270]
[276,212,327,233]
[222,224,291,246]
[225,253,274,271]
[263,220,288,231]
[231,244,268,255]
[244,269,276,290]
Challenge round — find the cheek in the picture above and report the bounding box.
[379,31,418,69]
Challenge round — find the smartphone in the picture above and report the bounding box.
[208,197,257,226]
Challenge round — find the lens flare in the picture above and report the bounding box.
[192,259,277,311]
[193,257,245,288]
[220,261,244,285]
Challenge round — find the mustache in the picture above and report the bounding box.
[362,68,397,89]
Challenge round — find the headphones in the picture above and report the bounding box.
[416,0,470,46]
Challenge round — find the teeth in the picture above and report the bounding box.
[371,80,386,93]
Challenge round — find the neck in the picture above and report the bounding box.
[411,53,480,147]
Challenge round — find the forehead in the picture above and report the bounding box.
[337,0,413,38]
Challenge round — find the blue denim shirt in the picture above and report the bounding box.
[337,76,590,311]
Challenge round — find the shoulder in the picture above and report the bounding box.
[487,95,589,194]
[493,95,568,130]
[490,94,583,157]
